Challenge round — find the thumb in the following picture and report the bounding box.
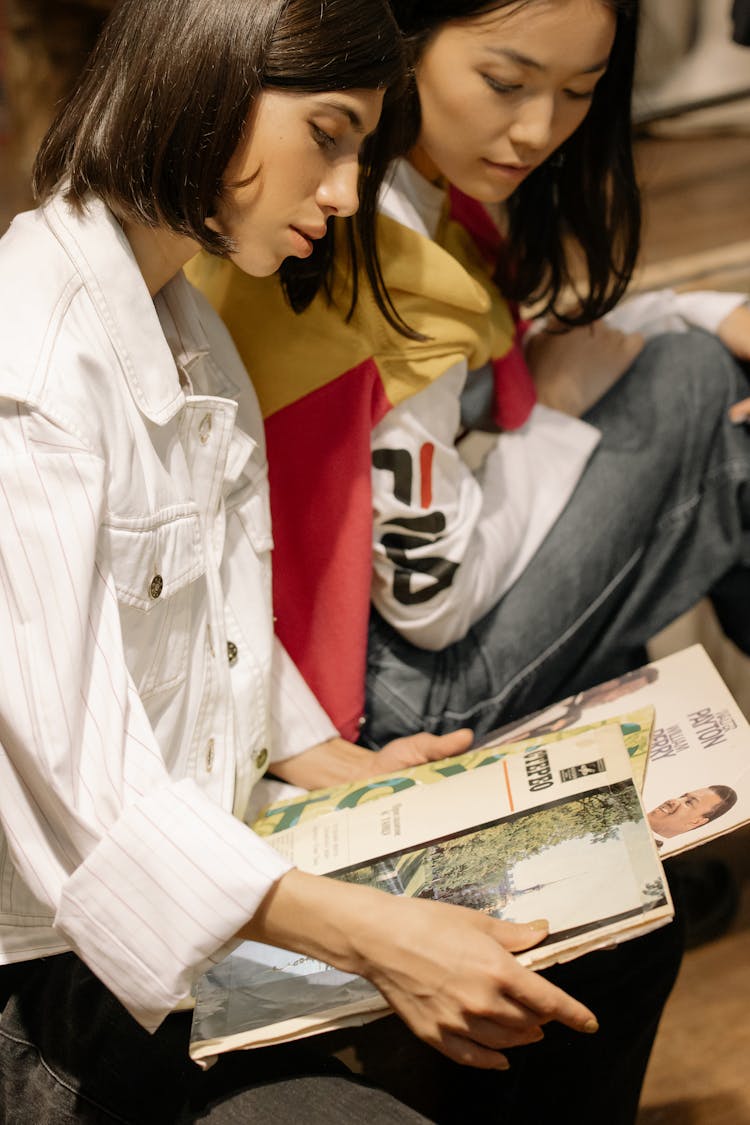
[488,917,550,953]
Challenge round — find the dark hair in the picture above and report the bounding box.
[389,0,641,325]
[705,785,738,822]
[32,0,407,318]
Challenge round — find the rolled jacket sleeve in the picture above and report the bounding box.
[0,416,291,1032]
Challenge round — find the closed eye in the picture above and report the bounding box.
[311,123,336,150]
[482,73,522,96]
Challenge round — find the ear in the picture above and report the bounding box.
[691,815,709,830]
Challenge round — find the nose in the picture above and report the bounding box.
[508,93,555,155]
[316,157,360,219]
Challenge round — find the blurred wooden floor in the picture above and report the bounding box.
[631,129,750,1125]
[2,87,750,1125]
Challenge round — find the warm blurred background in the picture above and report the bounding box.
[1,1,749,1120]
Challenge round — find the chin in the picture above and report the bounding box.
[236,256,283,279]
[479,181,521,206]
[452,174,518,207]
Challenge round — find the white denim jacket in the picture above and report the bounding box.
[0,195,336,1031]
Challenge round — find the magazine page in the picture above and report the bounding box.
[479,645,750,858]
[268,726,671,961]
[251,708,654,838]
[191,725,670,1061]
[189,943,384,1062]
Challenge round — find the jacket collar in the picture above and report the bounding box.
[43,193,238,424]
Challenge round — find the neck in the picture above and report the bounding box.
[123,221,200,297]
[407,144,445,188]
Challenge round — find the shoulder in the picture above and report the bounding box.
[0,207,84,402]
[0,202,149,456]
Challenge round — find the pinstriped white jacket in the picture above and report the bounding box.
[0,194,335,1031]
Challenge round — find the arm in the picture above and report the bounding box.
[603,287,748,342]
[370,363,599,650]
[0,406,292,1031]
[526,319,645,417]
[528,289,749,418]
[241,867,599,1070]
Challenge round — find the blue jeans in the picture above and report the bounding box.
[363,331,750,747]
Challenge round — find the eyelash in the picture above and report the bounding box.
[482,74,521,96]
[482,74,596,102]
[311,123,336,150]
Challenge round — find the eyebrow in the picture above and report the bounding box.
[485,46,610,76]
[314,99,366,133]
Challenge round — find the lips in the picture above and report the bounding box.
[288,225,325,259]
[483,158,534,175]
[291,225,327,242]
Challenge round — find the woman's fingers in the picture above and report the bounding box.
[729,397,750,424]
[377,727,474,768]
[502,957,599,1035]
[425,1008,545,1069]
[461,1013,545,1050]
[437,1030,512,1071]
[362,897,599,1066]
[718,304,750,361]
[488,916,551,953]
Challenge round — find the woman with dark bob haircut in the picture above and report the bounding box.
[190,0,750,1121]
[0,0,610,1121]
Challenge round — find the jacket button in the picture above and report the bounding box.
[149,574,163,599]
[227,640,238,666]
[254,747,268,771]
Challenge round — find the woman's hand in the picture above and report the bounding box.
[273,729,473,790]
[718,303,750,362]
[721,306,750,425]
[361,893,598,1069]
[526,319,645,417]
[372,728,473,773]
[244,870,598,1071]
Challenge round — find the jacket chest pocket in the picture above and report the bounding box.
[105,511,205,699]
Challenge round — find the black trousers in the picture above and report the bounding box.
[0,892,684,1125]
[343,898,685,1125]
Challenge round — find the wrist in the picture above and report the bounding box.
[272,737,376,791]
[239,867,384,978]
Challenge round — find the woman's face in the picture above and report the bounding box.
[211,87,384,276]
[412,0,617,202]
